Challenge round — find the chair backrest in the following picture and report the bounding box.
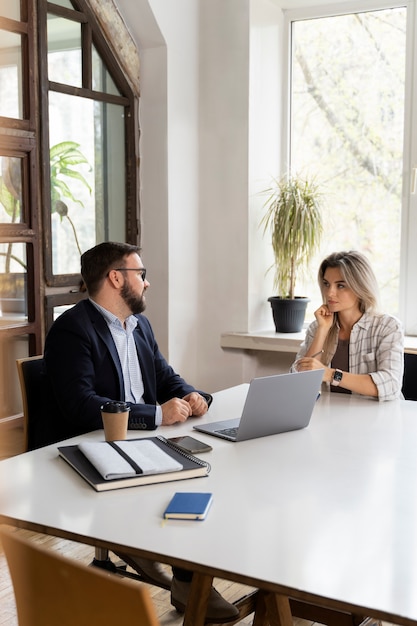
[402,352,417,401]
[0,526,161,626]
[16,356,45,451]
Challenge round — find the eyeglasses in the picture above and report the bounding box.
[112,267,147,281]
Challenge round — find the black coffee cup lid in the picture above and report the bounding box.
[100,401,130,413]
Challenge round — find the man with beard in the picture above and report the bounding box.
[41,242,239,622]
[41,241,211,448]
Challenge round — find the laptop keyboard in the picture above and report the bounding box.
[216,427,238,438]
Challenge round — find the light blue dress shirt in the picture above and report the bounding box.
[90,300,162,424]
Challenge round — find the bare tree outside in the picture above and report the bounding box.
[290,7,406,317]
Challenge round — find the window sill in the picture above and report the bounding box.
[221,330,417,355]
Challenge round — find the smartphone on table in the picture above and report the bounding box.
[167,435,212,454]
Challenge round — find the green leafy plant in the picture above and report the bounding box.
[0,142,91,270]
[50,141,92,256]
[261,175,323,299]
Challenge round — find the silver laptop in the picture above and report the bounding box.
[193,370,323,442]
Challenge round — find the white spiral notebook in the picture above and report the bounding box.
[58,436,211,492]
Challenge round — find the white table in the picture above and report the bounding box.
[1,386,417,625]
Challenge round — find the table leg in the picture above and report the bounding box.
[264,592,293,626]
[182,571,214,626]
[252,591,269,626]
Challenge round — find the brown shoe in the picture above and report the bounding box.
[171,577,240,623]
[116,553,172,590]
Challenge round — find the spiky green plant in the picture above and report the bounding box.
[261,175,323,299]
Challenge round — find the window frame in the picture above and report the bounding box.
[0,2,42,357]
[38,0,140,289]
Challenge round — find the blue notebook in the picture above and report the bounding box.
[163,492,213,520]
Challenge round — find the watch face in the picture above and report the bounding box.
[334,369,343,382]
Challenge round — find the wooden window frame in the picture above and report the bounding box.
[39,0,140,289]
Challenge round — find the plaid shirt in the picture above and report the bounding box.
[292,312,404,401]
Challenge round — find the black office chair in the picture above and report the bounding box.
[402,352,417,400]
[16,356,46,452]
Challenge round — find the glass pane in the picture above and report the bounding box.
[0,30,22,119]
[49,92,95,273]
[290,8,406,318]
[53,304,75,320]
[49,0,74,9]
[0,243,27,321]
[0,156,23,224]
[49,92,126,274]
[92,45,121,96]
[95,101,126,243]
[0,334,30,420]
[47,15,81,87]
[0,0,20,20]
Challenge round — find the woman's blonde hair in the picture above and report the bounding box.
[318,250,380,313]
[318,251,381,363]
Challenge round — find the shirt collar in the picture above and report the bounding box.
[89,298,138,332]
[354,311,372,329]
[342,311,372,334]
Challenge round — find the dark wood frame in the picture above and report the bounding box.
[0,0,42,355]
[39,0,139,289]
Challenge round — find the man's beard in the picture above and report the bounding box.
[121,282,146,314]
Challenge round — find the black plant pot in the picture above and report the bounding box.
[268,296,310,333]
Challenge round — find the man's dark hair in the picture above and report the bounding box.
[81,241,141,296]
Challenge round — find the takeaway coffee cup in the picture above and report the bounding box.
[100,401,130,441]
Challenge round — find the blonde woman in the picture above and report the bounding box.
[292,250,404,400]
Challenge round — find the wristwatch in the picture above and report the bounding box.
[331,369,343,387]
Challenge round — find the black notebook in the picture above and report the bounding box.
[58,436,211,492]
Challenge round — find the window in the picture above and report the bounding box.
[40,1,138,286]
[285,2,416,332]
[0,0,140,428]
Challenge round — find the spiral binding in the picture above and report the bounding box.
[156,436,211,473]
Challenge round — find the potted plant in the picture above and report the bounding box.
[261,174,323,332]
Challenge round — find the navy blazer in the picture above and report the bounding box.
[37,299,212,449]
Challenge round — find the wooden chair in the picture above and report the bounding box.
[0,526,160,626]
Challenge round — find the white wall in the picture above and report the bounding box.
[115,0,292,393]
[248,0,284,331]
